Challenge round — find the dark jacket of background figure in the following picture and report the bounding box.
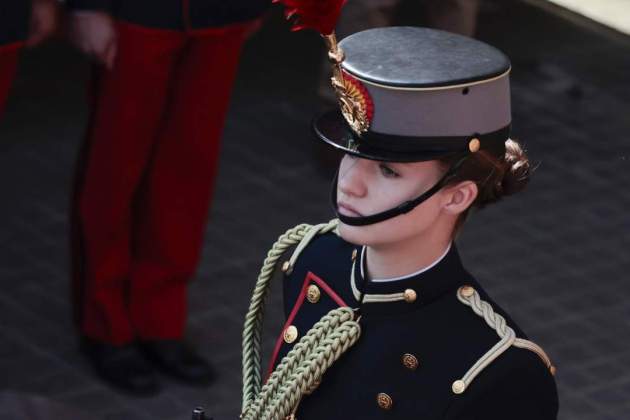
[66,0,271,29]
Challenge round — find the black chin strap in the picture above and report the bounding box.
[331,156,468,226]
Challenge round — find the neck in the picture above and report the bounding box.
[365,227,453,280]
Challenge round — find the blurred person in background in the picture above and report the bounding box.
[424,0,480,36]
[66,0,269,395]
[0,0,59,118]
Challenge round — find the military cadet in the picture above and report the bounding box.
[0,0,58,117]
[240,27,559,419]
[66,0,269,395]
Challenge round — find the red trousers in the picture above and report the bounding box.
[0,43,21,118]
[73,21,249,345]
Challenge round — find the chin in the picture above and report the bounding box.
[338,221,380,246]
[338,214,433,248]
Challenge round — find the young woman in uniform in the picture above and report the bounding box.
[241,26,559,420]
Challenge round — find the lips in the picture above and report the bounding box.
[337,201,363,217]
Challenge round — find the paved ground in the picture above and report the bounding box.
[0,1,629,419]
[527,0,630,36]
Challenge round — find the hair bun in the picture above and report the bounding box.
[499,139,530,197]
[439,138,531,209]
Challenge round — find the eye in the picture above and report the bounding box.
[379,163,400,178]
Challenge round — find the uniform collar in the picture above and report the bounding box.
[350,243,468,315]
[361,243,452,283]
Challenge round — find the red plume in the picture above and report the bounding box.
[273,0,347,35]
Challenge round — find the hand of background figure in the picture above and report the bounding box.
[26,0,60,47]
[68,11,118,70]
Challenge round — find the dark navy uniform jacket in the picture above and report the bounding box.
[270,232,558,419]
[0,1,30,46]
[66,0,270,30]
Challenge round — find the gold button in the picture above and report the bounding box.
[403,289,417,303]
[307,284,321,303]
[550,365,557,376]
[376,393,393,410]
[460,285,475,298]
[468,138,481,153]
[452,380,466,394]
[283,325,298,344]
[281,261,291,273]
[401,353,419,371]
[351,249,358,261]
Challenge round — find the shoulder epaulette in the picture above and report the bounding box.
[277,219,339,276]
[452,285,556,395]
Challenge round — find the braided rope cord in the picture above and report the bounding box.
[455,286,554,393]
[267,319,361,419]
[245,307,355,418]
[241,220,339,415]
[243,307,361,420]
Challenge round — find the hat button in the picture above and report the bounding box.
[403,289,417,303]
[468,138,481,153]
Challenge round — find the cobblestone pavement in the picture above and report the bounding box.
[0,1,629,419]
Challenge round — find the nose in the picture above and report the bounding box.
[338,155,368,199]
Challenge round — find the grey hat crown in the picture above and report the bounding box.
[339,26,511,88]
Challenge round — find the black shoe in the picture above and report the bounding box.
[139,339,215,386]
[80,337,161,396]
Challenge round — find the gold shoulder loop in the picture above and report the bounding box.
[281,219,339,275]
[451,286,556,395]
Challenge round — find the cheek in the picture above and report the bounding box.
[358,180,420,214]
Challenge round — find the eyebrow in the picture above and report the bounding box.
[378,161,406,170]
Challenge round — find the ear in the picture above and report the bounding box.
[442,181,478,215]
